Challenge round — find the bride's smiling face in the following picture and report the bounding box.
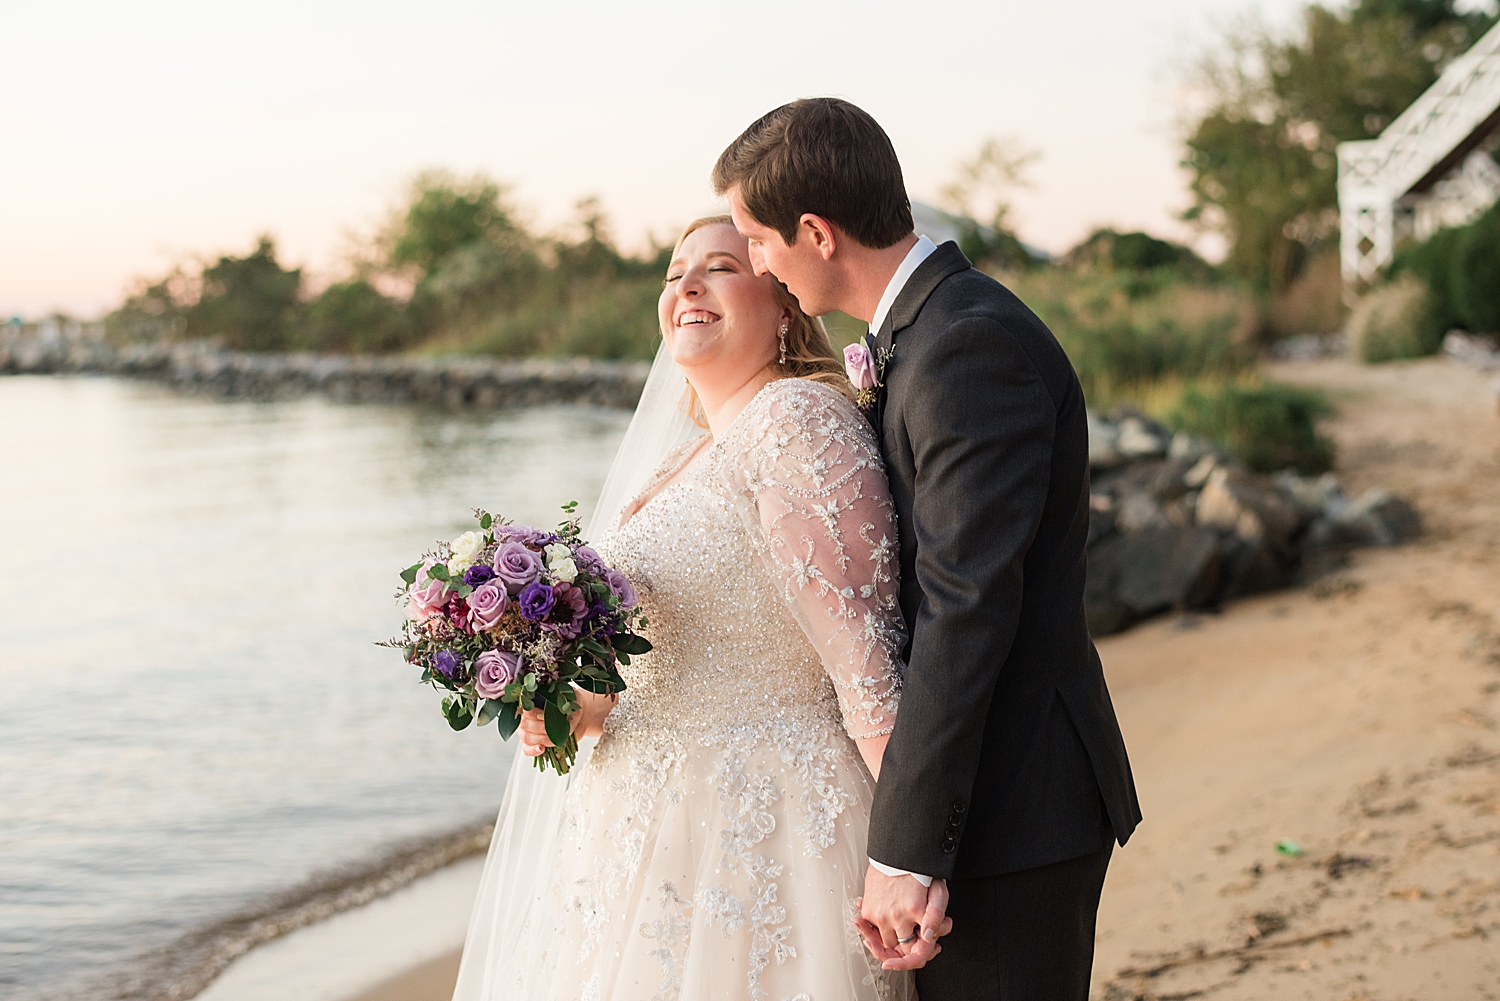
[659,224,786,379]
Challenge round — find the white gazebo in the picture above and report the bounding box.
[1338,21,1500,292]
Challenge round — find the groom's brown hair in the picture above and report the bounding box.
[713,98,913,249]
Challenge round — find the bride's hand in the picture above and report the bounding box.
[518,691,618,756]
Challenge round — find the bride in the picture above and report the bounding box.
[450,216,919,1001]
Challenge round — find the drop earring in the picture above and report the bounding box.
[779,322,789,365]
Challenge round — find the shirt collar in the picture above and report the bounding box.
[869,234,937,337]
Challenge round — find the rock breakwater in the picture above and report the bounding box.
[0,333,651,410]
[1085,408,1420,635]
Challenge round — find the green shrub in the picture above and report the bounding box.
[302,280,417,353]
[1171,381,1335,474]
[1391,201,1500,334]
[1347,274,1443,362]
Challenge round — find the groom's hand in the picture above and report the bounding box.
[857,867,951,970]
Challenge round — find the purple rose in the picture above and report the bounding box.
[474,649,522,699]
[466,583,508,631]
[604,568,639,609]
[573,546,604,573]
[463,564,496,586]
[547,582,589,639]
[518,581,555,621]
[494,524,551,546]
[433,650,459,680]
[494,542,544,594]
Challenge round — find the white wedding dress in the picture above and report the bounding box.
[452,378,916,1001]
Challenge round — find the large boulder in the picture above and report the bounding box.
[1086,526,1222,635]
[1306,488,1421,548]
[1196,466,1304,552]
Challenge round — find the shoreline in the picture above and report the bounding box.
[64,822,494,1001]
[0,333,650,409]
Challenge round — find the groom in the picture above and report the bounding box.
[714,99,1141,999]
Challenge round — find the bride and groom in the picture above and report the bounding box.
[450,98,1141,1001]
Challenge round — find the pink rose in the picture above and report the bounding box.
[843,341,879,392]
[474,649,522,699]
[407,559,449,619]
[466,583,508,631]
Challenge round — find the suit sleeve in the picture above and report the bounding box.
[866,317,1055,878]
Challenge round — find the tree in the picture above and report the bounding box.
[1182,0,1495,293]
[939,137,1042,268]
[186,236,303,351]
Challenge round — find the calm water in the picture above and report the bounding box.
[0,376,629,999]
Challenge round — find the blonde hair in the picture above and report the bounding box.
[671,215,853,427]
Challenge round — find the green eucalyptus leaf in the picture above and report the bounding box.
[610,633,652,655]
[400,563,421,585]
[477,699,502,726]
[543,698,571,748]
[495,703,520,739]
[480,513,493,530]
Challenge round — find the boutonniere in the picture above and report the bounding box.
[843,338,893,416]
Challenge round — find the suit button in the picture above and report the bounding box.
[952,801,966,815]
[940,839,957,853]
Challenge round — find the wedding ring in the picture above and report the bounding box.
[896,933,917,945]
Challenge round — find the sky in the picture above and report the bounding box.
[0,0,1326,319]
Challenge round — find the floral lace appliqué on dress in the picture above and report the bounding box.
[491,379,913,1001]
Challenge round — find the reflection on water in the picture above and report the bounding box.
[0,376,629,998]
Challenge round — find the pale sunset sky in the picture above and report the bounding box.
[1,0,1329,319]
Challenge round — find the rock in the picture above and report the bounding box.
[1087,506,1117,549]
[1184,455,1218,489]
[1336,488,1421,546]
[1273,470,1346,519]
[1115,492,1171,533]
[1086,526,1222,635]
[1217,536,1289,600]
[1196,467,1303,551]
[1117,416,1169,459]
[1088,414,1125,468]
[1168,432,1218,464]
[1443,330,1500,371]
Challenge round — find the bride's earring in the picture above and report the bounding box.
[779,322,789,366]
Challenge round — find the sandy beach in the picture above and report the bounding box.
[194,356,1500,1001]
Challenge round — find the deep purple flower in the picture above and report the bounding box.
[494,542,544,594]
[463,564,496,586]
[547,582,589,639]
[474,649,522,699]
[604,568,639,609]
[433,650,459,679]
[518,581,555,621]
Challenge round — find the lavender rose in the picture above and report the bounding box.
[466,583,508,631]
[433,649,459,680]
[604,568,639,609]
[473,649,522,699]
[518,580,555,621]
[494,524,551,547]
[494,542,544,594]
[573,545,604,573]
[844,341,879,391]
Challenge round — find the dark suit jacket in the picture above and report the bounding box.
[866,242,1142,881]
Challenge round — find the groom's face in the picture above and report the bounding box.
[727,188,833,317]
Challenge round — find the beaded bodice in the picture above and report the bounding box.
[597,378,906,745]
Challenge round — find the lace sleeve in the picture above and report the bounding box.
[717,380,906,739]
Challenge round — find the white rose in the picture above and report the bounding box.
[449,531,484,571]
[544,543,578,583]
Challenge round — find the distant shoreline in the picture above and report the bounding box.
[0,333,650,410]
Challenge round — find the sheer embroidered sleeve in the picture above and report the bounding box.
[717,379,905,739]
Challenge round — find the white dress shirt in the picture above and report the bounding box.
[866,233,938,888]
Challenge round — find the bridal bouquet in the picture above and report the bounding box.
[387,503,650,775]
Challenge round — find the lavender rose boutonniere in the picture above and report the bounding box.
[385,504,653,776]
[844,339,888,418]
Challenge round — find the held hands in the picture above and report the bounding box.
[855,867,952,971]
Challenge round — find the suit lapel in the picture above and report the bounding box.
[871,241,972,430]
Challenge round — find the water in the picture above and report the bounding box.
[0,376,629,1000]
